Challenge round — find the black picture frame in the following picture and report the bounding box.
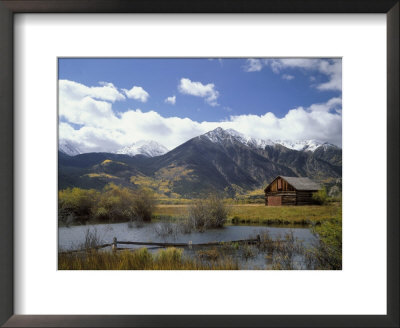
[0,1,398,327]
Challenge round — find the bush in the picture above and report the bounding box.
[59,184,157,224]
[312,187,328,205]
[188,194,228,230]
[93,207,109,221]
[58,188,99,223]
[131,188,157,221]
[95,184,136,222]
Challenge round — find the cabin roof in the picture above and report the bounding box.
[279,176,321,190]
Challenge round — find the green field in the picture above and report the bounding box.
[154,202,341,226]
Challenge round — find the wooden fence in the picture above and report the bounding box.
[59,235,262,254]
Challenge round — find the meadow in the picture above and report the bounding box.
[154,202,342,226]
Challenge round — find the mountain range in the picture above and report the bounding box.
[58,128,342,198]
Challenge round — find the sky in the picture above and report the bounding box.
[58,58,342,152]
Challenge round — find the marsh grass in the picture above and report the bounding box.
[82,228,103,251]
[241,244,257,260]
[196,248,220,261]
[153,221,178,240]
[249,230,307,269]
[59,247,239,270]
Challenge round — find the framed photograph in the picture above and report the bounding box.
[0,0,398,327]
[57,56,343,272]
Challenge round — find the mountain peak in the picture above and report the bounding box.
[204,127,240,143]
[203,127,274,149]
[115,140,168,157]
[59,139,82,156]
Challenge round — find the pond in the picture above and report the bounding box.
[58,222,317,269]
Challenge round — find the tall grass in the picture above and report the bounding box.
[59,247,238,270]
[82,228,102,250]
[306,217,342,270]
[251,230,305,269]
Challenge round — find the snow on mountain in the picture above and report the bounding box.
[274,139,337,152]
[59,139,82,156]
[203,127,338,152]
[204,127,275,148]
[115,140,168,157]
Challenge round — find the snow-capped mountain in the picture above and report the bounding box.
[274,139,338,152]
[115,140,168,157]
[203,127,339,152]
[203,127,275,149]
[59,139,82,156]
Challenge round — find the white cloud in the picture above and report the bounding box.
[165,95,176,105]
[315,59,342,91]
[282,74,295,80]
[122,86,149,102]
[59,80,125,102]
[244,58,342,91]
[59,79,342,152]
[178,78,219,106]
[59,80,120,128]
[308,97,342,113]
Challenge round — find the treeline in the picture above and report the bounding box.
[58,183,156,225]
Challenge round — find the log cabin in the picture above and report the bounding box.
[264,176,322,206]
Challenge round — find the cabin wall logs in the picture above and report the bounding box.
[265,190,316,206]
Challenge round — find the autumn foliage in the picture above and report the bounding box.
[58,183,156,224]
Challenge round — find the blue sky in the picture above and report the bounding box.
[58,58,342,152]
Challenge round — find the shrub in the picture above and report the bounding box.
[312,187,328,205]
[188,194,229,230]
[58,188,99,223]
[59,184,157,224]
[131,188,157,221]
[93,207,110,221]
[94,184,157,222]
[95,183,136,222]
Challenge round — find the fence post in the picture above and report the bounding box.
[112,237,117,252]
[188,241,192,250]
[257,234,261,244]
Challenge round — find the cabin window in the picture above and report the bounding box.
[277,178,282,190]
